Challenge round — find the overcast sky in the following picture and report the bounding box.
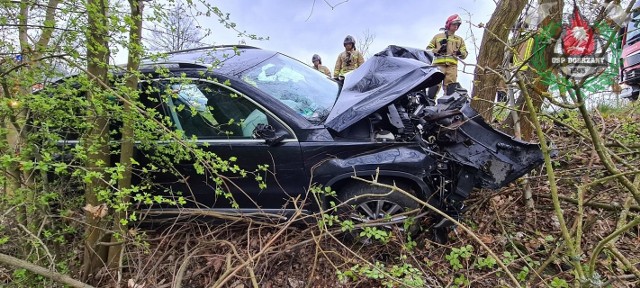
[148,0,498,89]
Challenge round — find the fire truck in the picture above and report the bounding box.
[619,2,640,100]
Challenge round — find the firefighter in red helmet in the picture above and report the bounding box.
[427,14,468,97]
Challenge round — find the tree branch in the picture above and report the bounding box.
[35,0,62,52]
[0,253,95,288]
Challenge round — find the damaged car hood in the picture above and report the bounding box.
[325,45,444,132]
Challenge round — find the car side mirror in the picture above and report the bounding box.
[252,124,287,146]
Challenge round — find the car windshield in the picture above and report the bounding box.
[239,54,340,124]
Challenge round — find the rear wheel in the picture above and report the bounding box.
[336,181,421,242]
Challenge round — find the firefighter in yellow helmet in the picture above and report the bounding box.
[427,14,468,96]
[334,35,365,84]
[312,54,332,77]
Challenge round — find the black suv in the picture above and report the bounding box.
[53,45,543,232]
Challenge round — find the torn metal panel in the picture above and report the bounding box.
[325,46,444,132]
[431,103,544,189]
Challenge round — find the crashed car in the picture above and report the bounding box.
[52,45,543,237]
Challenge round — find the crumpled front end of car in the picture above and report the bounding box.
[321,45,544,228]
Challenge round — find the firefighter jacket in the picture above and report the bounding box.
[512,36,534,71]
[334,50,364,77]
[427,32,468,66]
[314,65,332,77]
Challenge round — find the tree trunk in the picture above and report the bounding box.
[106,0,144,274]
[2,0,60,227]
[471,0,528,121]
[505,0,563,141]
[82,0,112,279]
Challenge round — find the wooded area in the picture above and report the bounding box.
[1,0,639,287]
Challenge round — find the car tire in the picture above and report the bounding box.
[336,181,421,242]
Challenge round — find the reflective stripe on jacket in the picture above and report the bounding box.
[513,37,534,71]
[427,32,467,66]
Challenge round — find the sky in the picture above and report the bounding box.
[183,0,497,89]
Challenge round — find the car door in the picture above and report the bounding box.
[156,78,307,212]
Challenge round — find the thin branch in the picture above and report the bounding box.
[0,53,68,77]
[322,0,349,9]
[173,248,202,288]
[305,0,316,22]
[607,244,640,280]
[536,193,640,212]
[518,75,586,280]
[576,88,640,207]
[588,217,640,276]
[17,224,54,269]
[0,23,80,32]
[0,253,95,288]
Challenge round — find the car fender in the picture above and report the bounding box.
[324,169,432,200]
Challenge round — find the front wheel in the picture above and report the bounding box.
[336,181,421,242]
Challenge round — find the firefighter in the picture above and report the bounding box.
[312,54,331,77]
[334,35,365,83]
[497,23,535,102]
[427,14,468,97]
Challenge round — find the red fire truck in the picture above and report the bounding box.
[619,2,640,100]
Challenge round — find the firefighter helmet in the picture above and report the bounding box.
[343,35,356,47]
[312,54,321,64]
[445,14,462,30]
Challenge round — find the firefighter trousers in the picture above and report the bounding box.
[435,64,459,94]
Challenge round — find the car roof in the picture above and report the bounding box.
[138,45,279,78]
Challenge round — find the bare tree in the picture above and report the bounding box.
[145,0,206,51]
[357,29,376,58]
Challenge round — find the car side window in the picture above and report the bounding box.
[139,81,181,130]
[168,80,273,139]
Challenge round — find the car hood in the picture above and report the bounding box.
[324,45,444,132]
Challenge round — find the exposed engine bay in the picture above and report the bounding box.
[358,85,543,224]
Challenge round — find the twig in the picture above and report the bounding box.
[517,76,585,280]
[575,88,640,208]
[535,193,640,212]
[606,244,640,280]
[17,223,54,269]
[96,241,125,246]
[532,240,564,286]
[0,252,94,288]
[588,217,640,276]
[173,248,201,288]
[211,206,301,288]
[0,53,69,77]
[601,274,639,287]
[304,231,321,288]
[490,197,548,285]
